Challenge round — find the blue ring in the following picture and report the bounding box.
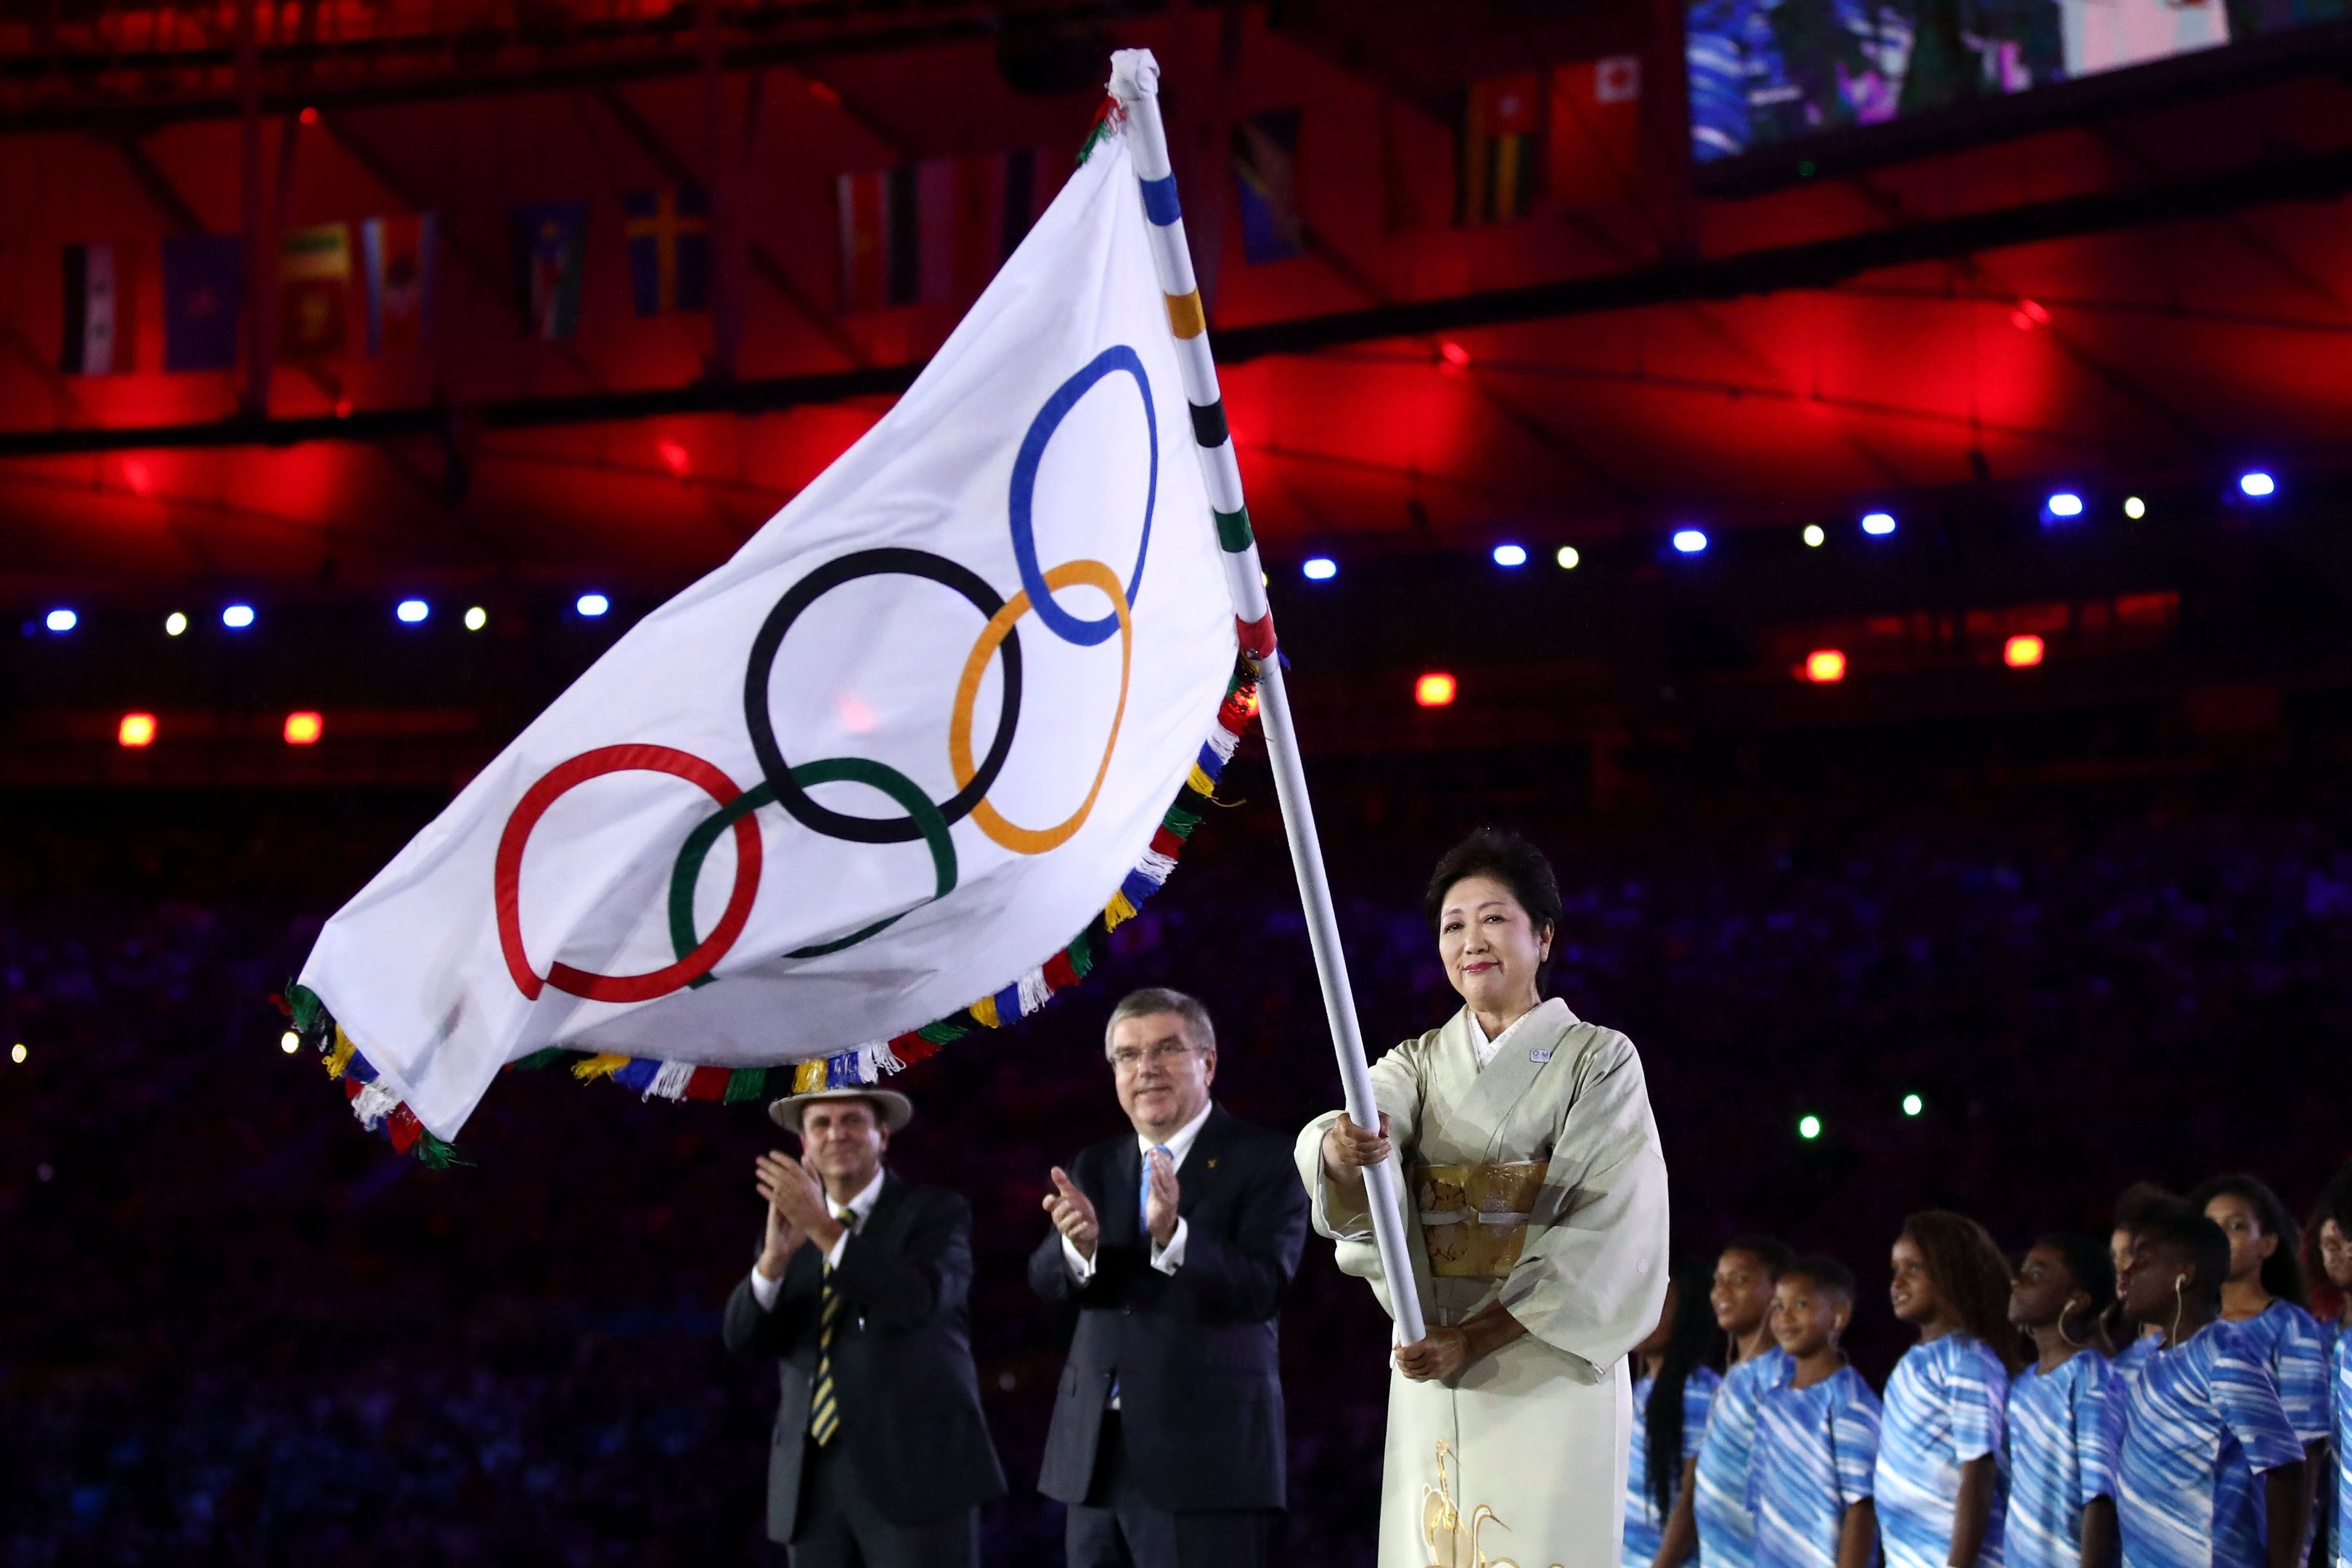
[1008,345,1156,647]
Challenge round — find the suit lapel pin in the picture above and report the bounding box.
[1207,1158,1218,1169]
[1530,1048,1552,1063]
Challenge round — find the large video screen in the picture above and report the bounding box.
[1689,0,2329,164]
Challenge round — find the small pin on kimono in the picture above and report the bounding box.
[1530,1048,1552,1063]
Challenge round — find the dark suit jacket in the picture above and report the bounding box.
[1028,1104,1309,1513]
[723,1172,1007,1543]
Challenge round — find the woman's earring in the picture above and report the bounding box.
[2171,1275,2187,1343]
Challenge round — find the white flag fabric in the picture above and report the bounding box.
[295,130,1244,1146]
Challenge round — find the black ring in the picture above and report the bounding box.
[743,547,1024,845]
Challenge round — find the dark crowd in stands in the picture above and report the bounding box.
[4,744,2351,1567]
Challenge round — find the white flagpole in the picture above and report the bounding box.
[1108,47,1427,1348]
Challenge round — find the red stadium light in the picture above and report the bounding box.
[298,105,319,125]
[1802,649,1847,684]
[1440,341,1471,368]
[2004,634,2046,669]
[284,711,324,746]
[123,459,153,497]
[1415,672,1458,708]
[807,80,841,105]
[333,399,353,419]
[118,712,158,748]
[657,438,691,477]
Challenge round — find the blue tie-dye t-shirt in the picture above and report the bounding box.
[2225,1300,2329,1446]
[1751,1365,1882,1568]
[2113,1334,2162,1384]
[2116,1320,2303,1568]
[1625,1366,1726,1568]
[1875,1334,2011,1568]
[1698,1347,1798,1568]
[2004,1351,2124,1568]
[2329,1325,2351,1568]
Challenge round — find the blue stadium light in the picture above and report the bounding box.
[1673,528,1708,555]
[396,598,430,624]
[576,592,610,618]
[1492,543,1528,568]
[221,604,256,629]
[2239,471,2275,498]
[2045,492,2083,519]
[1302,556,1337,581]
[1861,511,1896,536]
[44,608,77,633]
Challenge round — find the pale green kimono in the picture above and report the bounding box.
[1294,997,1670,1568]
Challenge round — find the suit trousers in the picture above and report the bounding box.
[1064,1411,1278,1568]
[788,1436,978,1568]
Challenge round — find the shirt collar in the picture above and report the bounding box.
[832,1166,888,1228]
[1137,1099,1215,1166]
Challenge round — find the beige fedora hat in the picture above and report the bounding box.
[767,1085,915,1135]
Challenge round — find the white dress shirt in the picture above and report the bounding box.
[1060,1098,1215,1286]
[748,1164,886,1311]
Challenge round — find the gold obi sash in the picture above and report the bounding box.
[1414,1160,1548,1279]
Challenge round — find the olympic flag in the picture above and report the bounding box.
[293,127,1247,1149]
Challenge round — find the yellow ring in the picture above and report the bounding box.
[948,558,1132,855]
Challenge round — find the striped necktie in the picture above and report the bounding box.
[809,1206,854,1446]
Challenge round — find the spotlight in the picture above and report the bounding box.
[298,105,319,126]
[44,608,76,633]
[1414,673,1457,709]
[396,598,430,624]
[2045,492,2083,518]
[280,1029,301,1053]
[1440,341,1471,368]
[222,604,256,629]
[1802,524,1825,548]
[1798,1114,1823,1141]
[464,606,489,632]
[1802,650,1847,685]
[1901,1092,1924,1117]
[1556,546,1580,570]
[2124,497,2146,520]
[284,711,324,745]
[9,1043,23,1064]
[164,612,187,637]
[2239,471,2275,498]
[576,593,610,618]
[2004,634,2046,669]
[1672,528,1708,555]
[1493,543,1527,568]
[1302,557,1337,581]
[657,438,691,477]
[1861,512,1895,536]
[118,713,158,748]
[123,459,153,496]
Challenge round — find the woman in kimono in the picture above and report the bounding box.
[1296,827,1672,1568]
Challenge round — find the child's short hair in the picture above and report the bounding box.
[1723,1235,1796,1276]
[2036,1231,2116,1315]
[2133,1203,2231,1310]
[1781,1255,1855,1302]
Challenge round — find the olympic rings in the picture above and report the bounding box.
[666,757,959,980]
[495,743,762,1003]
[743,547,1022,845]
[950,559,1132,854]
[1008,345,1156,648]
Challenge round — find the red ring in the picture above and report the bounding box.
[494,743,762,1003]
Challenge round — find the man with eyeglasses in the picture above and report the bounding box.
[1030,987,1310,1568]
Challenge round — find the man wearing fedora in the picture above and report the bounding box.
[1031,987,1310,1568]
[723,1085,1005,1567]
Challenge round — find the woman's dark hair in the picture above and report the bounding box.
[2104,1183,2180,1344]
[1424,828,1564,953]
[2136,1201,2232,1313]
[2035,1231,2116,1350]
[2303,1162,2352,1323]
[2188,1172,2307,1309]
[1644,1255,1719,1524]
[1784,1256,1855,1302]
[1723,1234,1797,1277]
[1903,1211,2025,1372]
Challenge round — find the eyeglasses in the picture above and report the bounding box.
[1109,1042,1200,1072]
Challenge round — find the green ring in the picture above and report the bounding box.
[666,759,959,984]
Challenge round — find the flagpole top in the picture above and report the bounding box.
[1108,48,1160,105]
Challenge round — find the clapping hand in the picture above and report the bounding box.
[754,1152,807,1279]
[1143,1147,1180,1248]
[1043,1167,1101,1260]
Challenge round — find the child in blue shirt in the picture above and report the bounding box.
[2113,1202,2308,1568]
[1697,1237,1800,1568]
[1752,1257,1882,1568]
[2108,1184,2181,1384]
[1627,1255,1727,1568]
[2304,1164,2352,1568]
[1877,1211,2019,1568]
[2005,1233,2125,1568]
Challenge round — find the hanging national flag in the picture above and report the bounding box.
[1457,72,1541,226]
[162,233,243,372]
[1548,55,1642,209]
[1231,111,1304,264]
[840,150,1056,314]
[512,202,589,342]
[280,222,352,362]
[625,189,709,316]
[291,122,1246,1155]
[360,214,437,356]
[60,242,128,375]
